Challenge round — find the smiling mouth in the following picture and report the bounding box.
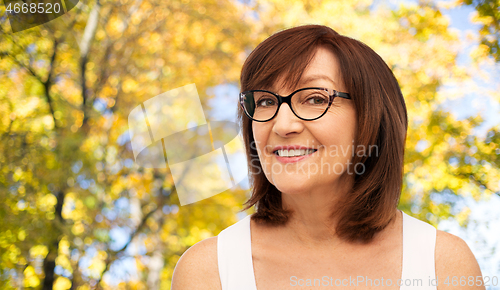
[273,148,318,157]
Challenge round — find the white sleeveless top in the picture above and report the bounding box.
[217,211,436,290]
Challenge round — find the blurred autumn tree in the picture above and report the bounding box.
[0,0,499,290]
[1,0,254,289]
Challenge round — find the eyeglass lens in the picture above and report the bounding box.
[242,88,330,121]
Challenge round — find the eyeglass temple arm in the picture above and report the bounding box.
[336,91,351,99]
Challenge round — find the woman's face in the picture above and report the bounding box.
[252,46,358,196]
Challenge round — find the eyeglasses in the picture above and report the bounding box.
[239,87,351,122]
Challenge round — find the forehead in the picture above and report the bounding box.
[272,47,343,92]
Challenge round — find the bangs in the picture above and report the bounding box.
[240,29,332,93]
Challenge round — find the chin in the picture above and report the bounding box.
[270,174,318,195]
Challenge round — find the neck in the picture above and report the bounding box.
[280,173,354,246]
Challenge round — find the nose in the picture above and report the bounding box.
[272,102,304,138]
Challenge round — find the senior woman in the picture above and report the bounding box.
[172,25,484,289]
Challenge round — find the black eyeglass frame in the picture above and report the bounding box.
[239,87,351,122]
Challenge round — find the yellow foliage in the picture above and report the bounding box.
[17,230,26,241]
[88,258,106,275]
[72,221,85,236]
[456,207,472,227]
[23,265,40,288]
[122,78,139,93]
[55,255,73,274]
[29,245,48,258]
[54,277,72,290]
[98,250,108,261]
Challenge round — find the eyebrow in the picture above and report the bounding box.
[298,74,337,86]
[268,74,338,92]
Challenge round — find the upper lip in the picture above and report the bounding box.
[271,145,318,153]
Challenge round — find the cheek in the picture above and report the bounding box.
[252,123,270,156]
[316,115,357,153]
[252,123,274,178]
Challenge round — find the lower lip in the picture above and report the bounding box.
[274,152,315,163]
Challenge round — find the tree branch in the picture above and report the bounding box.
[42,36,60,129]
[80,0,102,129]
[94,149,196,288]
[94,188,167,289]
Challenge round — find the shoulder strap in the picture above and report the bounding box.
[400,211,437,290]
[217,215,257,290]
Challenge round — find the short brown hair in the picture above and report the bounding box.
[238,24,408,243]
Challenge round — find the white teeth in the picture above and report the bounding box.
[276,149,316,157]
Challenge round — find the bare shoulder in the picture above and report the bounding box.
[435,230,485,290]
[171,236,222,290]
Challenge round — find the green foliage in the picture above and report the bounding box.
[460,0,500,61]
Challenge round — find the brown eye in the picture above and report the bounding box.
[257,98,276,107]
[305,95,328,105]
